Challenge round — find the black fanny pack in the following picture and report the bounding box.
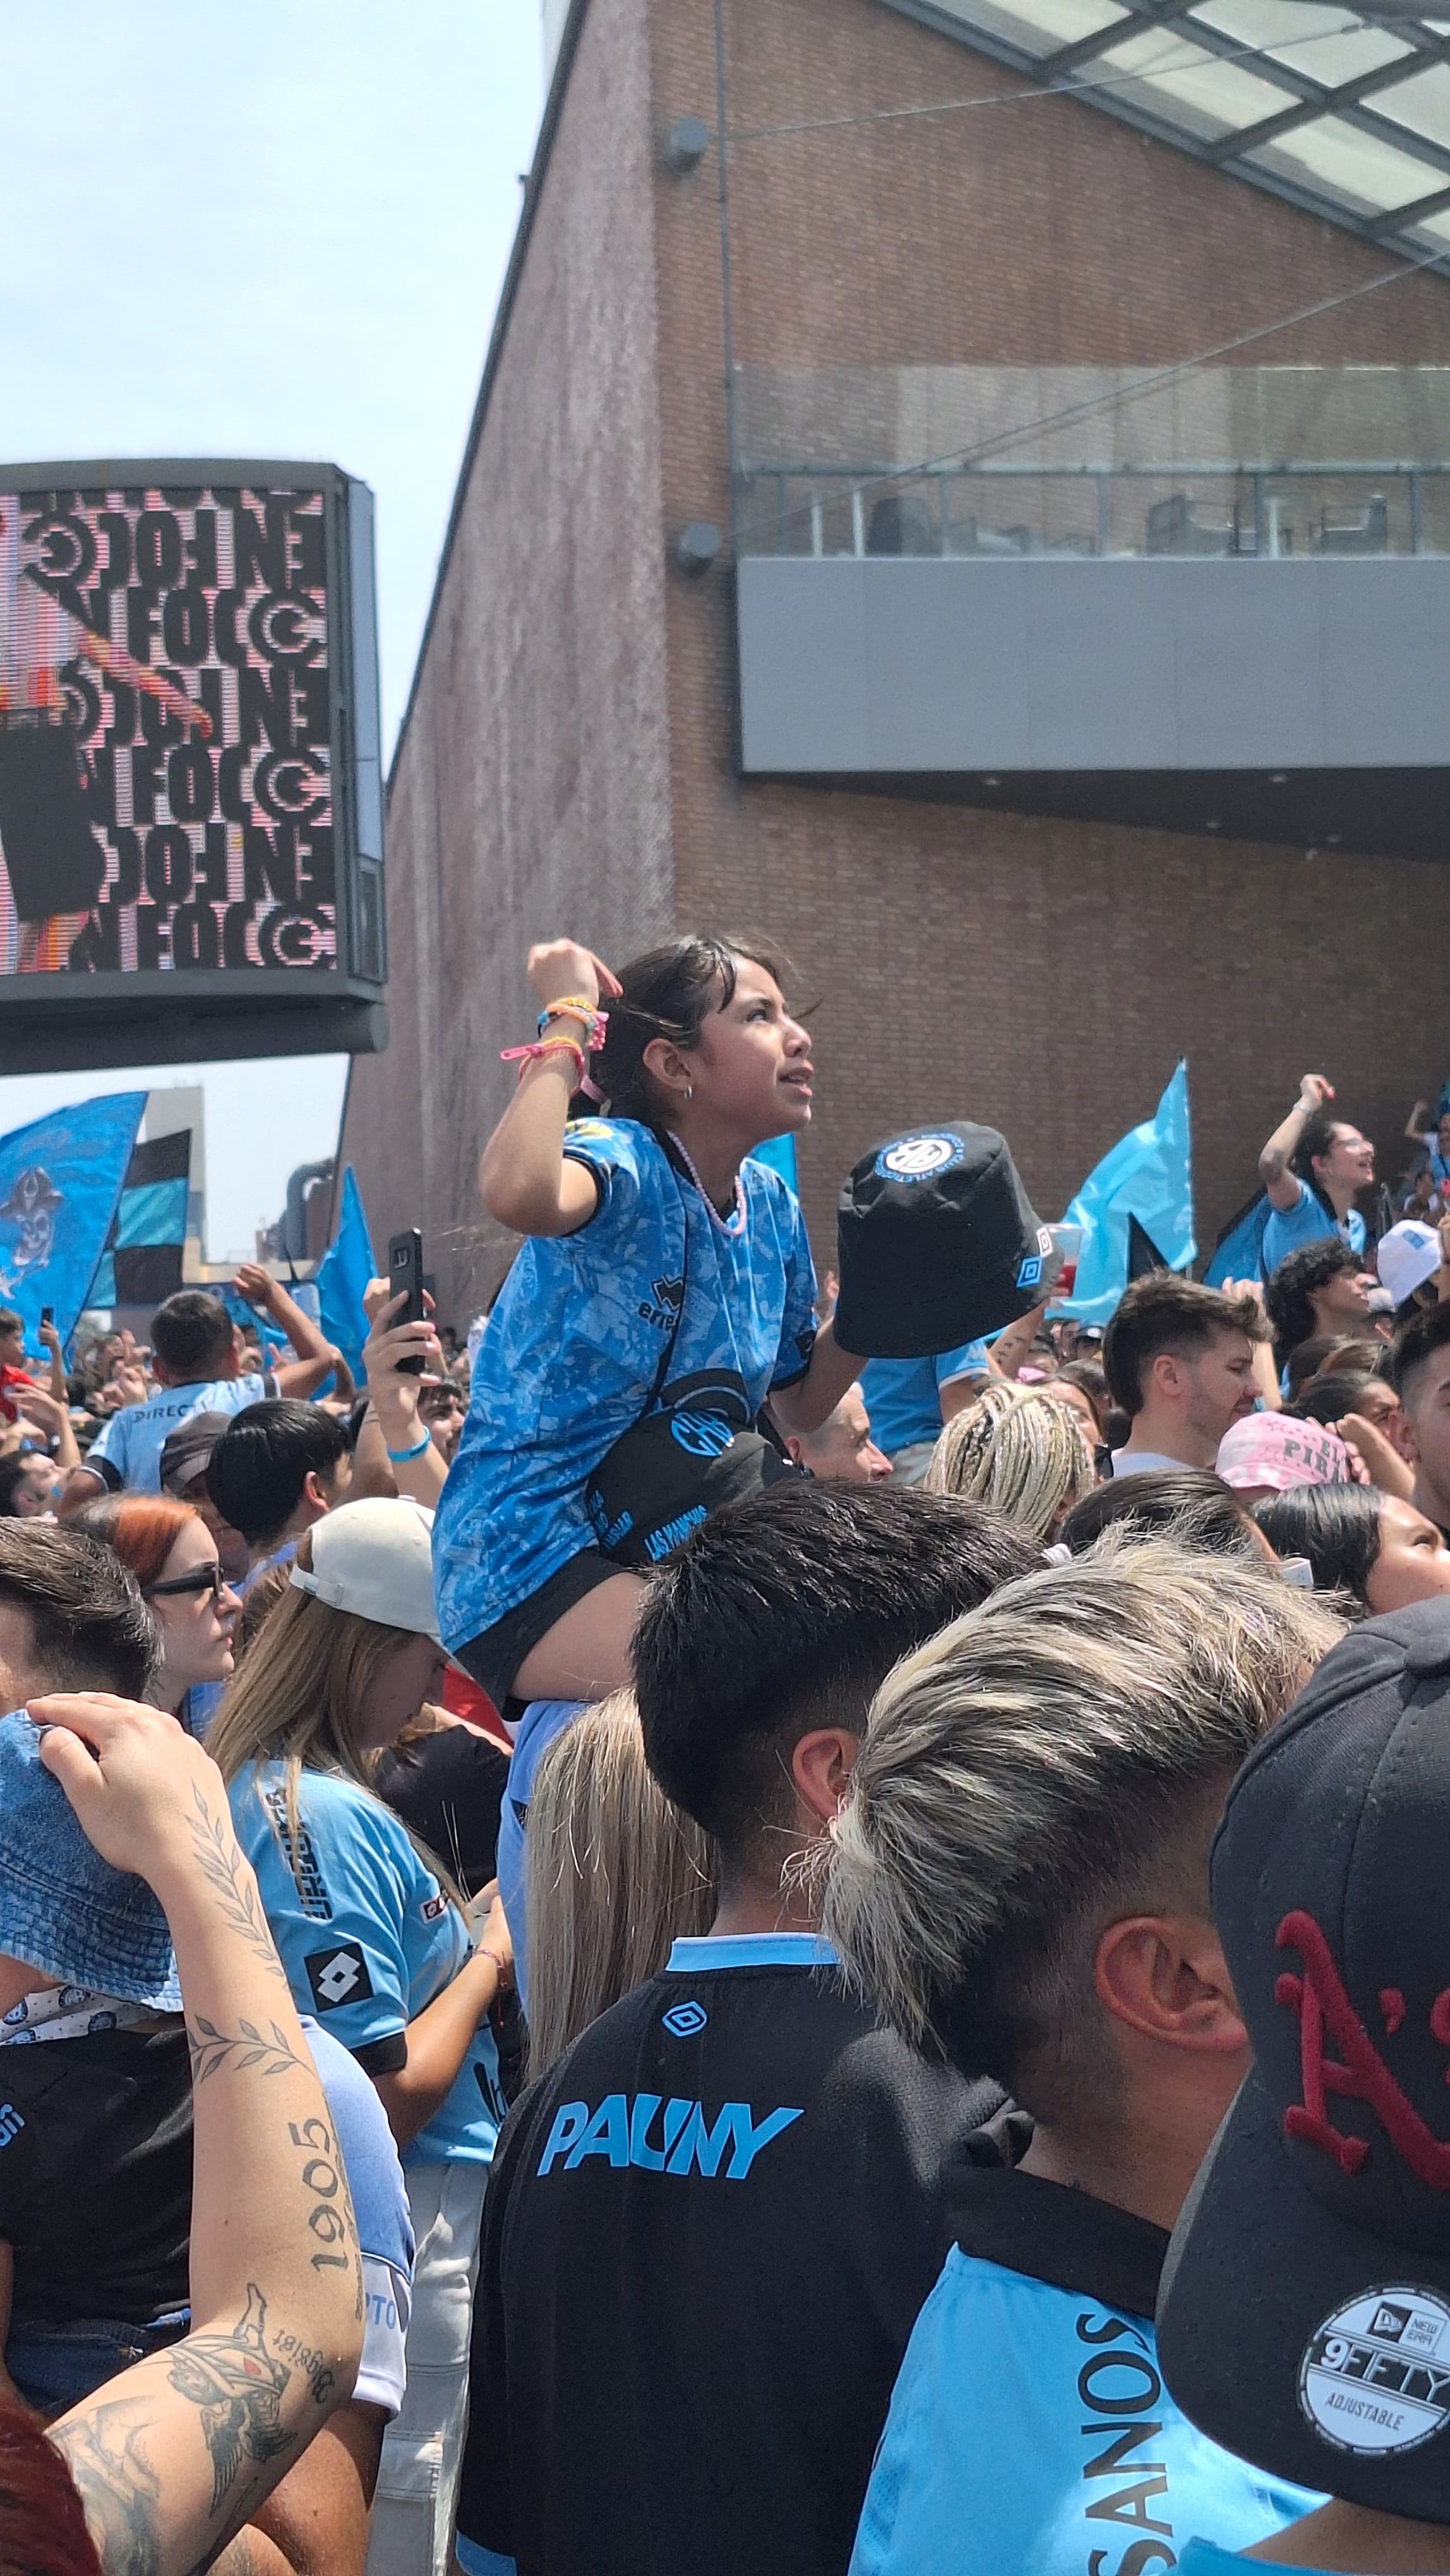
[583,1155,803,1567]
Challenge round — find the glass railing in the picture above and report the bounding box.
[734,462,1450,559]
[733,365,1450,559]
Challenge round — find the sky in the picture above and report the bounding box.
[0,0,544,1261]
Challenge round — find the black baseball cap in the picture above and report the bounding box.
[1158,1601,1450,2517]
[834,1122,1053,1361]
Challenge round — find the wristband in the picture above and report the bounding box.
[385,1429,432,1462]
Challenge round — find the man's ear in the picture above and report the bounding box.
[791,1727,861,1827]
[1391,1405,1420,1469]
[782,1433,806,1469]
[1149,1350,1183,1404]
[1094,1914,1247,2056]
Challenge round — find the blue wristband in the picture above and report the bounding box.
[385,1429,431,1463]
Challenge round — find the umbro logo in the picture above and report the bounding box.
[652,1275,685,1309]
[662,2000,707,2038]
[304,1941,374,2013]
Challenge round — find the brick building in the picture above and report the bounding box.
[342,0,1450,1324]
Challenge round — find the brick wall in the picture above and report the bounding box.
[344,0,1450,1314]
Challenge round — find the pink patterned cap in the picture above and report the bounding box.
[1216,1414,1353,1493]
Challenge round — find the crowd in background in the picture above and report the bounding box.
[6,936,1450,2576]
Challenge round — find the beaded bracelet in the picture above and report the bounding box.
[536,999,608,1051]
[500,1034,587,1083]
[386,1429,432,1463]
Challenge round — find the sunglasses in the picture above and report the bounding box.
[145,1563,226,1602]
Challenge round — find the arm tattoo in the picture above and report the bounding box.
[186,1786,282,1971]
[287,2114,364,2316]
[166,2284,293,2515]
[186,2015,309,2086]
[53,2399,163,2576]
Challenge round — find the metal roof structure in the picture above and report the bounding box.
[884,0,1450,268]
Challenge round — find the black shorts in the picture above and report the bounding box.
[452,1547,620,1714]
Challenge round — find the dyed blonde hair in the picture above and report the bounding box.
[525,1691,717,2078]
[925,1380,1094,1539]
[824,1535,1343,2116]
[207,1524,458,1905]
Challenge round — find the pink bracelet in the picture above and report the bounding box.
[500,1035,587,1083]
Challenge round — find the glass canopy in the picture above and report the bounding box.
[884,0,1450,259]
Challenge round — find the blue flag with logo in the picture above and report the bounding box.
[0,1092,147,1348]
[1055,1062,1196,1325]
[314,1167,375,1380]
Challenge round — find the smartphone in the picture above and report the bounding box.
[388,1230,428,1373]
[39,1306,52,1328]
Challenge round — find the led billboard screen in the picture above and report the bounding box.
[0,460,385,1068]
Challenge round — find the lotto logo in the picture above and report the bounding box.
[304,1941,374,2013]
[662,2000,708,2038]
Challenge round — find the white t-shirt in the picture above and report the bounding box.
[1108,1447,1198,1477]
[86,1373,272,1493]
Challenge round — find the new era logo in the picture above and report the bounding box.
[304,1941,374,2013]
[662,2000,708,2038]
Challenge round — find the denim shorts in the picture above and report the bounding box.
[6,2307,189,2414]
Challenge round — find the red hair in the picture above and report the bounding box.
[70,1494,196,1591]
[0,2392,102,2575]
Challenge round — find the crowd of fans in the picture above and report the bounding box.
[5,932,1450,2576]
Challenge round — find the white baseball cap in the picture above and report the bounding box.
[1377,1219,1441,1310]
[289,1497,440,1641]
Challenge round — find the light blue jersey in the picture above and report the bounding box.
[858,1345,990,1462]
[230,1760,505,2169]
[86,1373,272,1493]
[1262,1180,1366,1277]
[1179,2544,1325,2575]
[434,1119,817,1649]
[851,2179,1316,2576]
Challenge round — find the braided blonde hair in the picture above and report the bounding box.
[925,1381,1094,1540]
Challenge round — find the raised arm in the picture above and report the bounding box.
[1259,1074,1333,1212]
[233,1264,335,1400]
[352,1289,448,1506]
[38,1696,364,2576]
[478,940,621,1238]
[1406,1097,1434,1143]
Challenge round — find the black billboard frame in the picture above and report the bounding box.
[0,456,386,1074]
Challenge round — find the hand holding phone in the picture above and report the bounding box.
[388,1232,428,1374]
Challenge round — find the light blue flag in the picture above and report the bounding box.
[315,1167,376,1380]
[748,1133,798,1190]
[0,1092,146,1347]
[1055,1062,1196,1325]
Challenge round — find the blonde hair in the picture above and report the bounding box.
[925,1380,1094,1539]
[207,1525,457,1904]
[524,1691,718,2078]
[823,1535,1343,2113]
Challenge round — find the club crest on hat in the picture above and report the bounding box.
[874,1133,966,1184]
[1274,1908,1450,2190]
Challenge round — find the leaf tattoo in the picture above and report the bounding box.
[187,2014,309,2085]
[186,1785,282,1971]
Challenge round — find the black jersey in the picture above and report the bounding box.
[457,1931,1026,2576]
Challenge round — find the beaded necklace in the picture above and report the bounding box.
[666,1131,747,1237]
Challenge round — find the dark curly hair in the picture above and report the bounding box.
[1264,1237,1360,1373]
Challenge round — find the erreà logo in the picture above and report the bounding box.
[537,2091,803,2181]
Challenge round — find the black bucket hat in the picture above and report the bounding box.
[834,1122,1053,1361]
[1158,1601,1450,2517]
